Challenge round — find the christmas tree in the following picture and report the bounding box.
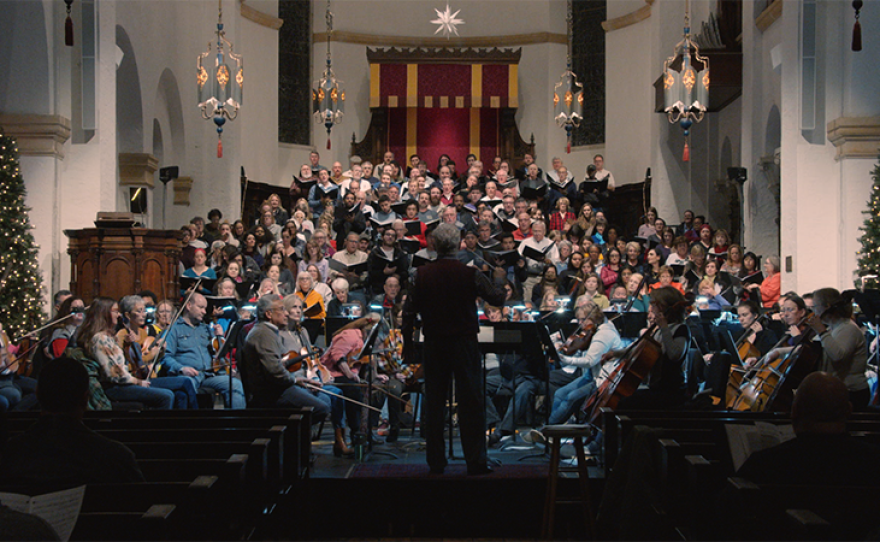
[0,129,46,340]
[856,155,880,289]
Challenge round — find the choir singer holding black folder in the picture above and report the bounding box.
[403,224,506,475]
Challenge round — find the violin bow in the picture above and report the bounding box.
[299,380,381,412]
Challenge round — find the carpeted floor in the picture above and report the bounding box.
[348,462,550,479]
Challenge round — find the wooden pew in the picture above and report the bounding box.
[720,477,880,541]
[71,504,176,541]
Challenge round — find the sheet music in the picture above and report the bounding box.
[0,485,85,541]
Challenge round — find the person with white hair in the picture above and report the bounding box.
[242,294,332,420]
[402,224,506,475]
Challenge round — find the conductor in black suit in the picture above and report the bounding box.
[402,223,506,475]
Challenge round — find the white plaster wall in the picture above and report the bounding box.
[308,0,574,176]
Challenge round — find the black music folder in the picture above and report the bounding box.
[486,249,520,268]
[522,244,551,263]
[327,258,369,276]
[404,220,424,237]
[580,177,608,193]
[520,181,548,200]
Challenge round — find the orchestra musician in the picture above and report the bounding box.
[161,292,247,409]
[76,297,175,409]
[602,286,690,410]
[745,293,809,369]
[321,314,380,457]
[804,288,870,409]
[369,305,409,443]
[402,223,506,475]
[45,296,86,359]
[523,302,623,443]
[241,294,331,420]
[117,295,198,409]
[698,300,777,400]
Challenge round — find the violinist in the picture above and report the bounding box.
[1,325,38,412]
[161,292,247,409]
[117,295,198,409]
[529,303,622,440]
[369,305,408,443]
[806,288,869,409]
[150,299,176,337]
[603,286,691,410]
[241,294,332,418]
[46,296,86,359]
[212,278,241,334]
[320,314,379,457]
[76,297,175,409]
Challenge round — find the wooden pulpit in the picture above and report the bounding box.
[65,227,181,303]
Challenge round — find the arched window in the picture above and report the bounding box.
[278,0,312,145]
[571,0,606,147]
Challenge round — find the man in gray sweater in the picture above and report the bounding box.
[241,294,330,420]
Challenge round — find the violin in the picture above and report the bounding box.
[399,363,424,388]
[284,347,333,382]
[562,321,596,356]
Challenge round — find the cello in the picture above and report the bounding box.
[724,311,774,404]
[581,295,690,423]
[728,313,822,412]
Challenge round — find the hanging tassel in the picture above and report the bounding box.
[64,0,74,46]
[683,140,690,162]
[327,137,331,150]
[853,20,862,51]
[566,140,571,154]
[65,15,74,46]
[853,0,863,51]
[217,138,223,158]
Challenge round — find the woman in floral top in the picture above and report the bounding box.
[76,297,174,409]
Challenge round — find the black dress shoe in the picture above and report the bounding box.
[467,464,494,476]
[385,427,399,443]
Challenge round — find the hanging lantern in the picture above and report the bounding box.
[661,0,709,162]
[197,0,243,158]
[313,0,345,150]
[553,0,583,154]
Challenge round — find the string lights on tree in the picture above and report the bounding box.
[0,130,47,340]
[856,155,880,289]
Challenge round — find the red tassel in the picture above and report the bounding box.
[853,20,862,51]
[217,138,223,158]
[65,16,74,46]
[683,141,690,162]
[566,140,571,154]
[327,138,331,150]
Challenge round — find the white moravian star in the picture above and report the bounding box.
[431,3,464,38]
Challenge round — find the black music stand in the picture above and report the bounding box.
[489,322,548,451]
[214,318,250,407]
[609,312,648,339]
[517,321,560,462]
[477,324,522,464]
[354,320,398,461]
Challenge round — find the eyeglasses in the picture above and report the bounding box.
[781,307,798,313]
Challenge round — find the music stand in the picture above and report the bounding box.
[354,320,398,460]
[490,322,547,452]
[609,312,647,339]
[518,320,561,462]
[214,317,250,407]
